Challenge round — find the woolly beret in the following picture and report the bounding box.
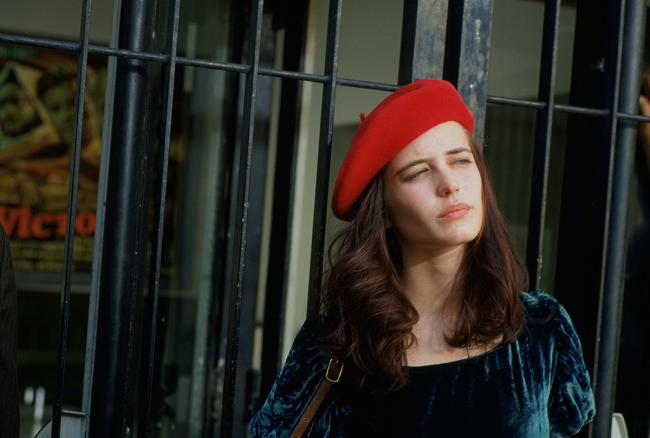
[331,78,474,221]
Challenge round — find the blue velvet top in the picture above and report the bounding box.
[249,289,596,437]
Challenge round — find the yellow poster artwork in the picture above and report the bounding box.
[0,47,106,272]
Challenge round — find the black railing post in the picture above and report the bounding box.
[306,0,343,318]
[88,0,160,435]
[526,0,561,290]
[554,7,624,429]
[139,0,181,433]
[50,0,93,435]
[592,0,646,436]
[443,0,494,143]
[258,0,310,411]
[398,0,448,84]
[220,0,265,435]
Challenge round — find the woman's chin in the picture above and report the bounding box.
[433,231,480,248]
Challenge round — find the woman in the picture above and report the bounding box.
[249,79,596,437]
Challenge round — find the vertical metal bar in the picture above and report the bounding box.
[231,16,276,435]
[220,0,264,435]
[259,0,310,408]
[51,0,93,434]
[444,0,494,143]
[592,0,645,436]
[306,0,343,319]
[590,0,626,433]
[525,0,561,290]
[88,0,160,434]
[398,0,448,84]
[140,0,181,433]
[81,0,121,429]
[554,0,622,423]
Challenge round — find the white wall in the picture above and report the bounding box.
[489,0,576,99]
[0,0,114,43]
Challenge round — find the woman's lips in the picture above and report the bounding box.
[439,206,470,220]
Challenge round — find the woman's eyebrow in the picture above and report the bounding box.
[395,158,428,176]
[446,147,472,155]
[394,147,472,176]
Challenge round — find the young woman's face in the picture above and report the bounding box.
[382,121,483,252]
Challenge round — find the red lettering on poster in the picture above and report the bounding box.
[75,211,95,237]
[0,206,96,239]
[31,213,51,239]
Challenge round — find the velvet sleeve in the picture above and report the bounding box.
[248,316,348,437]
[547,298,596,437]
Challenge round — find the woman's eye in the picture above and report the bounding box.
[406,169,427,180]
[455,159,472,165]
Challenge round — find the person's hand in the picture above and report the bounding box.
[638,72,650,174]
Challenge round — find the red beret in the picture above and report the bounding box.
[331,78,474,221]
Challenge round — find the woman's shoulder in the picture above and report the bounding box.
[519,288,559,309]
[518,291,596,435]
[516,288,585,348]
[518,288,563,323]
[249,313,346,437]
[517,289,587,357]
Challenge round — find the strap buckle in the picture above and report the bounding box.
[325,358,344,383]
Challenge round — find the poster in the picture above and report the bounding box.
[0,46,106,272]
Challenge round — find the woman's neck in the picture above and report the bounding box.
[399,243,465,323]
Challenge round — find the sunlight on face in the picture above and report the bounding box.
[382,121,483,253]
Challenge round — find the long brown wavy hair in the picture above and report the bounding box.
[317,134,529,394]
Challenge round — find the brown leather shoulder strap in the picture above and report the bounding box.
[289,358,344,438]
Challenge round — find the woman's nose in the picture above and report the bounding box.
[437,172,460,196]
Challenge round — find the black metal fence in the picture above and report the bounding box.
[1,0,648,436]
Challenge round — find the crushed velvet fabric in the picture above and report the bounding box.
[249,289,596,437]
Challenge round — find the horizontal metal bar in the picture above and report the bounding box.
[0,32,388,91]
[616,111,650,122]
[487,96,612,117]
[0,32,247,71]
[336,77,398,91]
[0,32,389,89]
[0,32,166,61]
[487,95,545,109]
[5,30,650,125]
[257,67,326,82]
[0,32,83,52]
[176,56,247,73]
[247,73,398,91]
[554,103,609,117]
[94,46,165,62]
